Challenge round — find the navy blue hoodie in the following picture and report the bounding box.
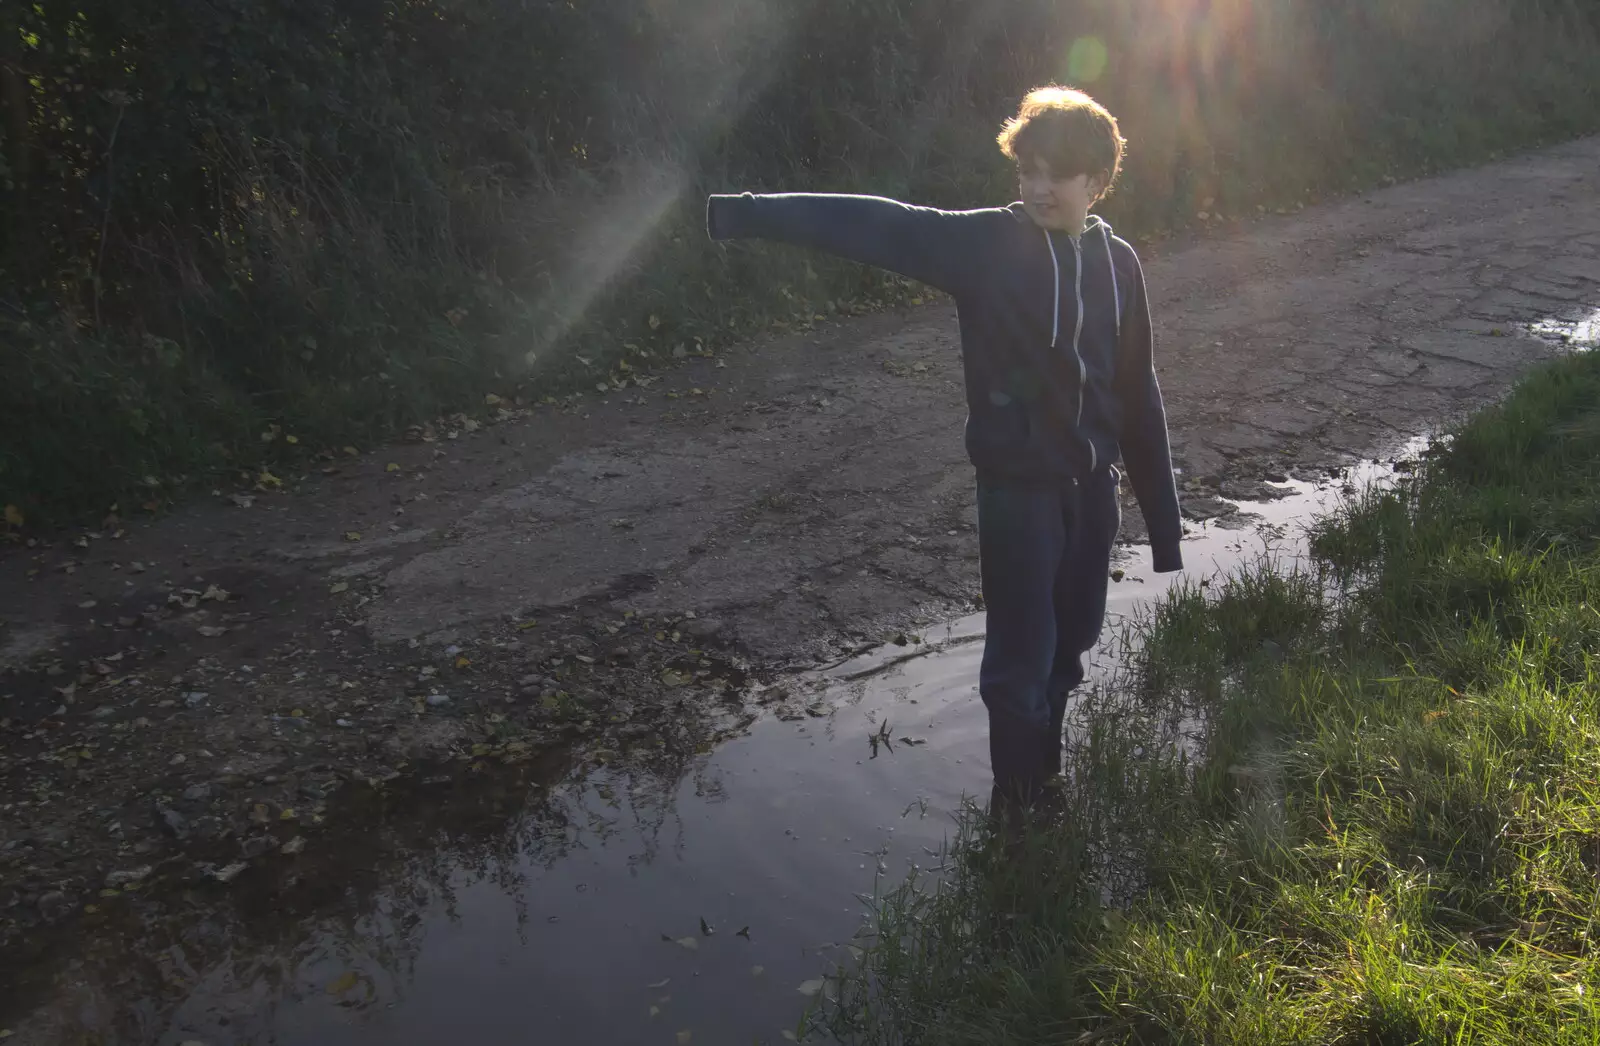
[706,193,1184,573]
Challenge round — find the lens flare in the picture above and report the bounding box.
[1066,35,1110,83]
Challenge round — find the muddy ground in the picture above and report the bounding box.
[2,136,1598,1026]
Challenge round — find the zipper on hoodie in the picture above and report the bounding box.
[1044,229,1098,474]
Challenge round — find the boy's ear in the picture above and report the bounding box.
[1089,170,1111,201]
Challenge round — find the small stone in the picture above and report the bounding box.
[281,836,306,855]
[92,706,116,719]
[158,807,190,839]
[240,835,277,859]
[182,783,213,802]
[184,692,209,708]
[683,618,723,640]
[104,865,152,889]
[38,890,70,920]
[213,861,247,883]
[169,754,187,766]
[425,693,451,707]
[335,718,353,728]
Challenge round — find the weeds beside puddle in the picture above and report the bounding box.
[817,352,1600,1044]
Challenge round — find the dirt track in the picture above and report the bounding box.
[2,137,1598,1001]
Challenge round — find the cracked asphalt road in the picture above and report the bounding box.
[351,136,1600,662]
[4,140,1599,670]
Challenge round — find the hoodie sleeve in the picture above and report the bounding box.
[707,193,981,297]
[1113,247,1185,573]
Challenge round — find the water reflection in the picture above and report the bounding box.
[1527,307,1600,352]
[13,449,1421,1046]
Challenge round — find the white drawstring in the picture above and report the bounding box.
[1102,224,1121,337]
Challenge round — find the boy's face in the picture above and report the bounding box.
[1017,154,1106,232]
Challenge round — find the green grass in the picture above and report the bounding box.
[818,351,1600,1045]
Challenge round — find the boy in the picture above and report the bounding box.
[706,87,1183,810]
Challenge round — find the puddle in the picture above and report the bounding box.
[1527,307,1600,351]
[13,447,1425,1046]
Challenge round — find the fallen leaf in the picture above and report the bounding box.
[737,926,751,939]
[386,463,401,473]
[676,1032,691,1045]
[699,916,714,937]
[325,971,360,995]
[782,1032,798,1042]
[647,978,671,989]
[675,936,699,951]
[343,531,362,542]
[256,470,282,489]
[649,314,662,330]
[751,965,765,976]
[196,626,227,638]
[797,979,824,997]
[330,582,350,594]
[3,504,23,527]
[454,656,472,669]
[200,585,229,602]
[649,1006,661,1018]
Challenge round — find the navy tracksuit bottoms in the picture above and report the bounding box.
[977,465,1122,798]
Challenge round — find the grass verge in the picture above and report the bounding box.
[818,350,1600,1044]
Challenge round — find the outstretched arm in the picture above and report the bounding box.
[707,192,983,297]
[1113,250,1184,573]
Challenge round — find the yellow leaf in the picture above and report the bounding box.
[454,656,472,669]
[325,971,360,995]
[285,434,299,445]
[648,314,662,330]
[386,462,401,473]
[676,1032,691,1045]
[330,582,350,594]
[343,446,360,457]
[291,708,305,718]
[484,393,503,406]
[279,807,297,820]
[517,620,539,630]
[3,504,23,527]
[343,531,362,541]
[256,470,282,488]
